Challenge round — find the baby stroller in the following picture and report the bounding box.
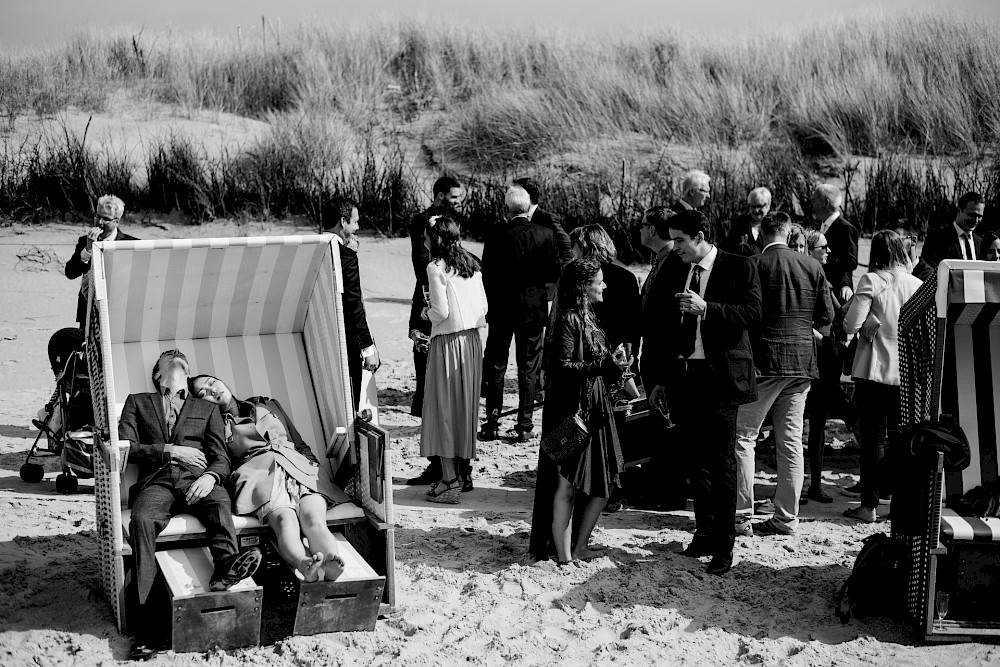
[20,327,95,493]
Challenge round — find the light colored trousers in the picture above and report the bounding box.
[735,376,811,530]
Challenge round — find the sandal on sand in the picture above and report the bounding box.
[425,481,441,497]
[843,506,877,523]
[427,478,461,504]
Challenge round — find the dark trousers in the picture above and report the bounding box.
[668,362,739,556]
[412,346,428,416]
[806,338,857,490]
[348,348,362,411]
[129,480,238,606]
[483,320,545,433]
[854,378,901,509]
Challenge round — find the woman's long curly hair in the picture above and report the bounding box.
[426,215,481,278]
[556,257,606,355]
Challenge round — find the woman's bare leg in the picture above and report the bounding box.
[551,475,575,562]
[299,494,344,581]
[266,507,323,581]
[571,494,608,560]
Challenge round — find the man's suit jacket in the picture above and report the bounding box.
[117,391,229,506]
[920,223,982,269]
[66,229,137,324]
[721,214,765,257]
[747,245,834,379]
[593,261,641,353]
[530,208,573,269]
[339,243,375,358]
[649,248,762,406]
[822,215,859,292]
[481,215,560,328]
[639,251,683,386]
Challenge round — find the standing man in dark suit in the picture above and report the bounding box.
[733,212,833,537]
[322,197,379,410]
[481,184,560,441]
[647,210,762,575]
[65,194,138,326]
[917,192,986,280]
[810,184,859,303]
[721,187,770,257]
[119,349,261,659]
[513,177,573,270]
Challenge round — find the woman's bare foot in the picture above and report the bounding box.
[299,553,324,582]
[571,545,604,561]
[321,552,345,581]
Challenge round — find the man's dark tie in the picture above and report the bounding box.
[165,389,185,441]
[963,233,975,261]
[641,255,659,304]
[680,265,703,359]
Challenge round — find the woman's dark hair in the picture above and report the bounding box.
[869,229,910,272]
[188,373,225,397]
[556,257,606,354]
[426,215,481,278]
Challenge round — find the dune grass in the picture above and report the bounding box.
[1,13,999,249]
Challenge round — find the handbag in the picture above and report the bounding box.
[540,316,591,463]
[540,413,590,463]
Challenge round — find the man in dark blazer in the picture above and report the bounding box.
[119,349,261,659]
[647,210,762,576]
[734,212,833,537]
[916,191,986,281]
[323,197,379,410]
[810,184,859,302]
[65,194,137,326]
[481,184,560,441]
[513,177,573,270]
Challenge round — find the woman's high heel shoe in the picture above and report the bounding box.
[427,478,461,504]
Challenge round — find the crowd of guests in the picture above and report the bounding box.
[398,174,993,577]
[62,179,993,653]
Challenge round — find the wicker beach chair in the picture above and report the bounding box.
[898,259,1000,642]
[84,235,394,638]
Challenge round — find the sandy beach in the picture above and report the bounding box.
[0,222,996,666]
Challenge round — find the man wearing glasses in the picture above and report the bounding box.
[65,194,138,326]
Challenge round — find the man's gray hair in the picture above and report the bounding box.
[505,185,531,216]
[681,169,710,195]
[813,183,843,210]
[747,187,772,205]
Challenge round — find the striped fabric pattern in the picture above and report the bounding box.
[936,260,1000,316]
[94,236,357,511]
[940,507,1000,542]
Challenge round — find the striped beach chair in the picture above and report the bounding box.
[84,235,394,636]
[898,259,1000,642]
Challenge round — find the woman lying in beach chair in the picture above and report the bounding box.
[190,374,349,582]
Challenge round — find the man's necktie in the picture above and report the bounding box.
[641,255,659,304]
[963,233,975,261]
[165,390,184,441]
[680,265,703,359]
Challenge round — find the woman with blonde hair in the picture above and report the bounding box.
[842,230,923,522]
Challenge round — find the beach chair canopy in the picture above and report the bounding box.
[91,235,355,473]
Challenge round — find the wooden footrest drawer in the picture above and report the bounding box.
[260,533,384,640]
[155,547,262,653]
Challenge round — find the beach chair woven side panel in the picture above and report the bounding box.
[88,235,395,633]
[899,260,1000,642]
[86,258,129,633]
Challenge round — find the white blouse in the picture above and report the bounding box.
[426,260,488,338]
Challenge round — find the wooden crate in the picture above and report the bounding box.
[155,547,262,654]
[261,533,384,641]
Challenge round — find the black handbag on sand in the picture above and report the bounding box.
[540,413,590,463]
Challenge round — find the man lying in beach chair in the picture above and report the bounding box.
[118,349,262,660]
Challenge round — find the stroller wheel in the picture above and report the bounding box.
[20,463,44,483]
[55,473,78,494]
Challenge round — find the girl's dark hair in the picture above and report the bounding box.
[869,229,909,272]
[426,215,481,278]
[556,257,606,354]
[188,373,224,396]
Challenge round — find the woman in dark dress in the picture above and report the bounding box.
[529,257,629,564]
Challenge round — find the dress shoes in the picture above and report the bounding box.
[680,536,715,558]
[706,552,733,576]
[209,547,263,592]
[129,643,156,661]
